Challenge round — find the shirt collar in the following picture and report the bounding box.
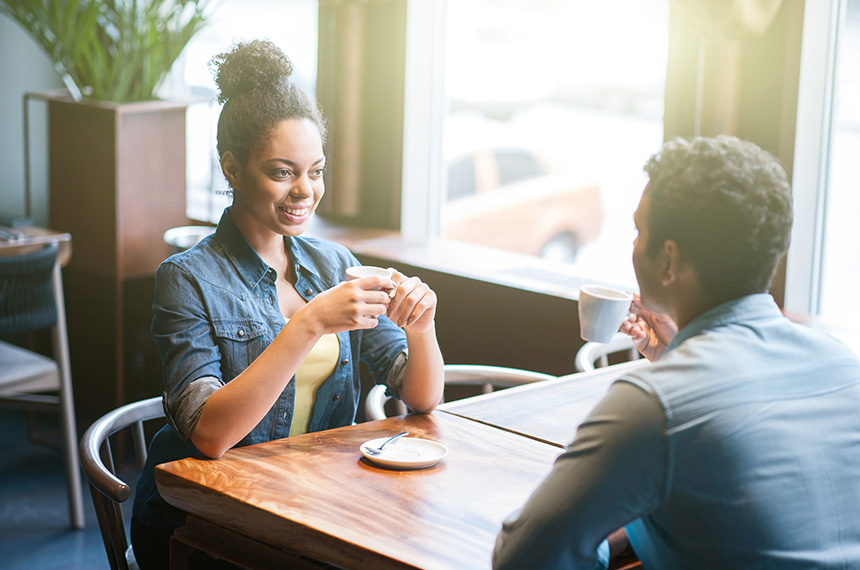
[667,293,784,352]
[214,207,331,290]
[214,207,273,291]
[284,235,324,284]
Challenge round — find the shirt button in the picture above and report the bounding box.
[305,288,313,296]
[340,359,348,366]
[237,329,245,338]
[332,394,340,402]
[283,411,287,420]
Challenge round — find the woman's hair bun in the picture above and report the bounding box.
[210,39,293,104]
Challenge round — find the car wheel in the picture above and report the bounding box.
[540,233,580,263]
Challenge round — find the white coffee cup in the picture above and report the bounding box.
[345,266,395,295]
[578,285,633,343]
[345,265,393,281]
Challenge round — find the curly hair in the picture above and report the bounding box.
[643,135,793,300]
[210,39,327,165]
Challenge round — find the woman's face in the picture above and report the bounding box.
[230,117,325,239]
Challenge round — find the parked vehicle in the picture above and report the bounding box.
[441,145,603,263]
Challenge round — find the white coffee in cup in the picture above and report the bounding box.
[578,285,633,343]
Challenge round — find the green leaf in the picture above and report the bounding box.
[0,0,215,103]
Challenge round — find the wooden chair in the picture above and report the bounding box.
[79,396,164,570]
[365,364,556,420]
[0,242,84,528]
[575,332,640,372]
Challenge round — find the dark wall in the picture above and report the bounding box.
[355,253,584,376]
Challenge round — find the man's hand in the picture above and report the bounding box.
[619,293,678,362]
[607,527,630,559]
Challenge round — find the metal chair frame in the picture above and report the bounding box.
[575,332,641,372]
[365,364,557,420]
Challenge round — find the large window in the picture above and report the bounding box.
[788,0,860,326]
[440,0,669,288]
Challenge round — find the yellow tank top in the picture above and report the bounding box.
[289,329,340,436]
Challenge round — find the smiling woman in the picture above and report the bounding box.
[128,39,445,570]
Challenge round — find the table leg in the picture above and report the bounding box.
[169,528,196,570]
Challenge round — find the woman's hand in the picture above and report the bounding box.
[300,275,395,334]
[385,268,437,334]
[385,268,444,413]
[618,293,678,362]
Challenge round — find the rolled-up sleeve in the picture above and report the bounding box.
[493,381,667,570]
[358,313,409,396]
[152,262,225,440]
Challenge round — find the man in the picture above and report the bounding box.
[493,136,860,569]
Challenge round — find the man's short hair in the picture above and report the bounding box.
[643,135,793,300]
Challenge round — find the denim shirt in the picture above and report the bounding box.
[133,208,408,529]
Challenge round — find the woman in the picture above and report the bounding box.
[131,39,445,570]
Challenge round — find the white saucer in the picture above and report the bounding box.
[360,437,449,470]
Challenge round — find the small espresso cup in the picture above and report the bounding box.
[345,265,393,286]
[578,285,633,343]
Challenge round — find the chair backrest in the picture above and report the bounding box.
[79,396,165,570]
[575,332,640,372]
[0,243,59,336]
[365,364,557,420]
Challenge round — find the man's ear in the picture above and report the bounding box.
[660,240,681,286]
[221,151,241,188]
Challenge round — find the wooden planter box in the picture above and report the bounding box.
[46,95,190,419]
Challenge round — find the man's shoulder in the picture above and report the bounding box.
[623,322,860,425]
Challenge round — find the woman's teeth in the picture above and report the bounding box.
[283,207,308,216]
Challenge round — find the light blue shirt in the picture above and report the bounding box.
[494,294,860,569]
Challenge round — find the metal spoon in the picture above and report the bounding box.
[363,431,408,455]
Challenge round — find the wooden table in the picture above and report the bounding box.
[439,360,649,448]
[0,224,72,266]
[156,412,562,570]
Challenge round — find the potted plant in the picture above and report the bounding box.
[0,0,212,102]
[0,0,215,416]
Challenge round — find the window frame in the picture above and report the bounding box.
[784,0,842,316]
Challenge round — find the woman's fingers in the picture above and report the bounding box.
[388,279,421,326]
[385,273,437,329]
[309,280,393,332]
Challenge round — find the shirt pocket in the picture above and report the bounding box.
[212,318,268,380]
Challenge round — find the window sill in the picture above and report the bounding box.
[305,216,630,301]
[307,218,860,359]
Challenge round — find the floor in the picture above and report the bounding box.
[0,408,131,569]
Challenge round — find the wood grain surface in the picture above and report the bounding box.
[156,412,562,570]
[439,360,649,448]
